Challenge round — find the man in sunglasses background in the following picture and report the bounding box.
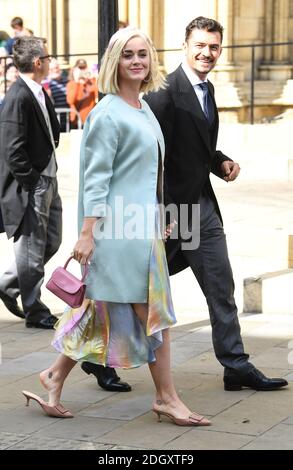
[0,36,62,329]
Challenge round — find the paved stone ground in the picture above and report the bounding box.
[0,143,293,450]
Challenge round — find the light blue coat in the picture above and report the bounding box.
[78,94,165,302]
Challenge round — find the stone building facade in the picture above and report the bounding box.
[1,0,293,122]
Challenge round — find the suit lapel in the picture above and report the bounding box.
[44,89,60,145]
[174,67,213,156]
[18,78,52,144]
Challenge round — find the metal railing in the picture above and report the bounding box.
[1,41,293,125]
[55,107,82,132]
[224,41,293,125]
[157,41,293,125]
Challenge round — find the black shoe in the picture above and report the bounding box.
[0,291,25,319]
[26,315,58,329]
[224,367,288,391]
[81,362,132,392]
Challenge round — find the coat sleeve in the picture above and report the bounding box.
[144,88,175,207]
[211,150,233,179]
[209,82,233,179]
[82,111,119,218]
[0,94,40,191]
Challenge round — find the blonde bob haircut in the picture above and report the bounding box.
[98,27,166,94]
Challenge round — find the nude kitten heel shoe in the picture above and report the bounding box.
[22,391,74,418]
[153,409,211,426]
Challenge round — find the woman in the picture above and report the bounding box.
[22,28,210,427]
[66,59,98,127]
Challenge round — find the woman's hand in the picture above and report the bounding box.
[72,217,97,264]
[73,235,94,265]
[164,220,177,241]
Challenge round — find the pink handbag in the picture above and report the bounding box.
[46,256,88,308]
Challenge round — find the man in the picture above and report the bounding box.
[83,16,288,393]
[0,36,62,329]
[144,16,288,391]
[46,58,69,132]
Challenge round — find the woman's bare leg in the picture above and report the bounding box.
[40,354,77,406]
[132,303,204,420]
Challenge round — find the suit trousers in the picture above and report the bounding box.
[0,176,62,322]
[181,192,254,373]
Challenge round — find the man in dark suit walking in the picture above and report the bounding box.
[143,16,288,391]
[0,36,62,329]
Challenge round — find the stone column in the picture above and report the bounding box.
[259,0,293,80]
[46,0,53,54]
[211,0,244,82]
[38,0,53,53]
[128,0,140,27]
[273,0,289,62]
[210,0,244,123]
[152,0,164,53]
[119,0,129,24]
[139,0,153,38]
[217,0,234,64]
[56,0,66,64]
[123,0,155,40]
[263,0,274,63]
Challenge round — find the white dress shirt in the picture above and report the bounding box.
[181,59,208,113]
[19,73,46,108]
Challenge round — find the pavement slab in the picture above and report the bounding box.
[96,411,196,449]
[35,415,124,442]
[283,415,293,425]
[6,435,114,450]
[0,352,58,376]
[241,423,293,450]
[176,376,255,417]
[80,392,154,421]
[248,347,293,371]
[0,432,28,450]
[207,386,293,436]
[171,340,213,367]
[163,428,253,450]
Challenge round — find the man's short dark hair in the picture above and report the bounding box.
[11,17,23,29]
[13,36,47,73]
[185,16,224,43]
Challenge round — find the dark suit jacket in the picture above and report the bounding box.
[144,65,232,275]
[0,207,4,233]
[0,77,60,238]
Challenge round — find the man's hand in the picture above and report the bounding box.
[221,161,241,182]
